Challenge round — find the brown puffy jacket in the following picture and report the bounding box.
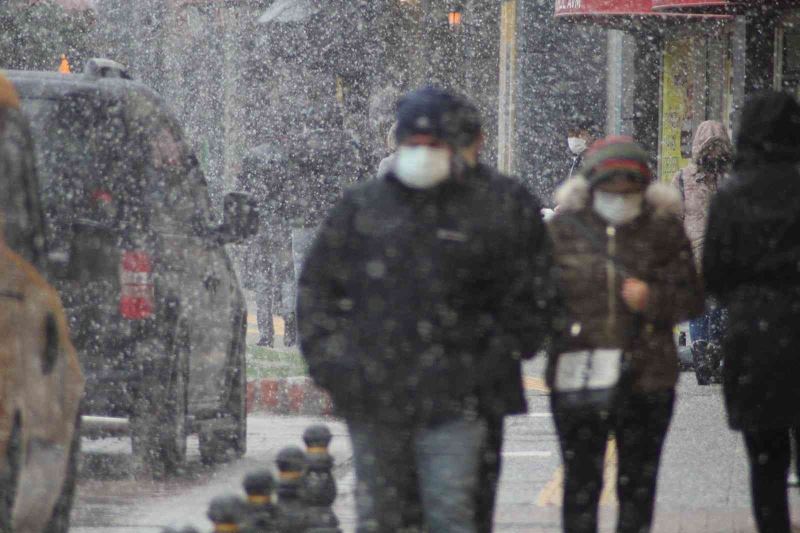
[547,177,704,393]
[0,243,84,532]
[671,121,732,266]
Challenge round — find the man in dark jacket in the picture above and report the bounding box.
[236,145,296,347]
[565,118,599,182]
[703,91,800,533]
[298,87,557,532]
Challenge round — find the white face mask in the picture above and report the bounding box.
[393,146,452,189]
[592,190,644,226]
[568,137,587,155]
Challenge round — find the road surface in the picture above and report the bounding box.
[71,366,800,532]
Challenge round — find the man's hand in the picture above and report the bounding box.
[622,278,650,313]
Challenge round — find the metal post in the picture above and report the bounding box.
[275,446,308,533]
[303,425,340,533]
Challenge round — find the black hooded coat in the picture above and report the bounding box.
[703,91,800,432]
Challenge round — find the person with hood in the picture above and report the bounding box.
[671,120,732,384]
[703,91,800,533]
[297,87,556,532]
[547,137,703,533]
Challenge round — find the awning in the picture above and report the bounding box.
[555,0,732,25]
[652,0,734,10]
[28,0,95,10]
[556,0,655,17]
[259,0,321,24]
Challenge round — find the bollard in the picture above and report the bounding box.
[303,425,341,533]
[208,494,247,533]
[275,446,308,533]
[241,469,277,532]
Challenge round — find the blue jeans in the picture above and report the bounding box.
[689,306,725,345]
[347,417,488,533]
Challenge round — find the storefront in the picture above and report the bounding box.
[653,1,800,176]
[657,20,734,178]
[554,0,730,179]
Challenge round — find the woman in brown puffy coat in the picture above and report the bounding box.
[547,137,703,533]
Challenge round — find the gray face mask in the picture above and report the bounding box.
[592,191,644,226]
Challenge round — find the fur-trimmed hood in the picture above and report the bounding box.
[555,176,682,219]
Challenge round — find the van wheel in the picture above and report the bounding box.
[131,336,188,477]
[0,414,80,533]
[42,415,80,533]
[0,417,21,532]
[199,317,247,465]
[199,353,246,465]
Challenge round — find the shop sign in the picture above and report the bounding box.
[555,0,654,16]
[660,37,694,180]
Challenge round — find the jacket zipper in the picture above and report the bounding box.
[606,225,617,338]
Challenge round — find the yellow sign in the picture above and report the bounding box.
[660,38,692,181]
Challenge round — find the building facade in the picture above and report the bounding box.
[554,0,800,181]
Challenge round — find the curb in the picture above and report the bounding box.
[246,377,333,416]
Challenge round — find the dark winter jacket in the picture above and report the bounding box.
[236,145,294,296]
[547,177,704,393]
[567,154,582,182]
[703,92,800,431]
[297,166,558,425]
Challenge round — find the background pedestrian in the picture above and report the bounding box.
[547,137,703,533]
[565,118,599,182]
[671,120,732,384]
[703,90,800,533]
[236,145,296,347]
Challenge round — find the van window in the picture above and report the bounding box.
[125,94,215,236]
[23,94,128,246]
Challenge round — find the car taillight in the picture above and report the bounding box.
[120,251,154,320]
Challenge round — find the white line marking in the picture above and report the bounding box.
[528,412,552,418]
[502,451,553,458]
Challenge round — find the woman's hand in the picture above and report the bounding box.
[622,278,650,312]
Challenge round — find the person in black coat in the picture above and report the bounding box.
[703,90,800,533]
[297,87,558,532]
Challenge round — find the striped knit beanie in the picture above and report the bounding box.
[580,136,652,187]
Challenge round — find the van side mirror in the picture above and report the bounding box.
[216,192,259,245]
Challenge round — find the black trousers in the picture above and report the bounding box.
[476,416,504,533]
[254,290,275,344]
[743,426,800,533]
[552,391,675,533]
[254,290,296,346]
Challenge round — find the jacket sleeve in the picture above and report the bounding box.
[670,170,686,223]
[642,217,704,324]
[702,191,736,300]
[496,188,562,359]
[296,193,359,392]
